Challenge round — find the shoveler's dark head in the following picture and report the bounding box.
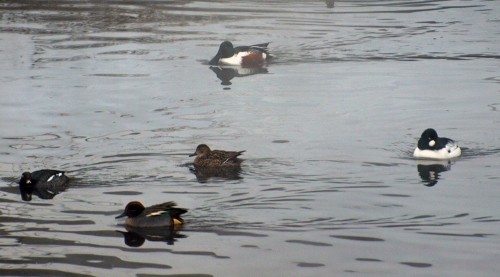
[189,144,211,157]
[116,201,145,219]
[209,41,235,65]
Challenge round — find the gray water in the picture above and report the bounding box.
[1,0,499,276]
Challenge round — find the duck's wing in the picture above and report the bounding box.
[211,150,245,161]
[144,202,188,217]
[31,170,65,182]
[234,43,270,54]
[249,42,270,49]
[443,138,459,152]
[144,202,177,215]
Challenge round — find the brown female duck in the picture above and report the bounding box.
[189,144,245,168]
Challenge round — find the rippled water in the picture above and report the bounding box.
[1,0,499,276]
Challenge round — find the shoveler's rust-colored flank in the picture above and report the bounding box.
[189,144,245,168]
[116,201,188,227]
[241,52,266,67]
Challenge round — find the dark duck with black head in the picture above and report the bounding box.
[413,128,461,160]
[19,169,70,201]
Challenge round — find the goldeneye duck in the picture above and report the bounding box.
[413,128,461,159]
[18,169,70,201]
[209,41,271,67]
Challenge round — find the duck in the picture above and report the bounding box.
[115,201,187,228]
[18,169,70,201]
[209,41,271,67]
[118,225,186,247]
[189,144,245,168]
[413,128,461,159]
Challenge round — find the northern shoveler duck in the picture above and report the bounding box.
[19,169,70,201]
[189,144,245,168]
[209,41,271,67]
[116,201,187,228]
[413,128,461,159]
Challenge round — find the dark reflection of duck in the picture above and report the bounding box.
[210,66,269,86]
[416,160,452,187]
[117,225,186,247]
[189,165,243,183]
[325,0,335,8]
[18,169,70,201]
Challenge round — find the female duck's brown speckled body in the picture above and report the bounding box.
[189,144,245,168]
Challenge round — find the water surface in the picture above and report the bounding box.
[1,0,499,276]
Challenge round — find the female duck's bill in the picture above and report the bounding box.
[209,41,271,67]
[189,144,245,168]
[413,128,461,160]
[116,201,188,228]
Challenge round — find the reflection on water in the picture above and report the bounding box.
[416,159,452,187]
[209,66,269,86]
[1,0,499,276]
[189,164,243,183]
[117,225,187,247]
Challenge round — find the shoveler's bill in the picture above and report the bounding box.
[209,41,271,67]
[413,128,462,160]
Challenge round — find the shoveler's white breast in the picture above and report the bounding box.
[219,51,267,65]
[413,143,461,160]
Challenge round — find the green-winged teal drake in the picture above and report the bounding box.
[116,201,187,227]
[189,144,245,168]
[19,169,70,201]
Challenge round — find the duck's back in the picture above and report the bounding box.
[127,203,187,227]
[32,170,70,189]
[195,149,244,167]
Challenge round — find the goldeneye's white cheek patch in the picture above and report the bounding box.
[429,140,435,147]
[57,173,63,176]
[47,175,55,182]
[26,180,32,184]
